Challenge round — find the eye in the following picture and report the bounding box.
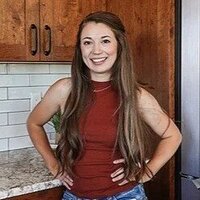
[83,40,92,45]
[102,39,111,44]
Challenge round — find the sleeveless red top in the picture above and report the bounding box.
[71,80,137,198]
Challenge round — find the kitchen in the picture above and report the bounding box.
[0,0,199,199]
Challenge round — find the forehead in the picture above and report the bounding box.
[80,22,115,39]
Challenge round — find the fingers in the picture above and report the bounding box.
[112,158,126,185]
[111,167,126,185]
[118,179,129,186]
[111,158,135,186]
[118,176,135,186]
[111,167,124,178]
[58,172,73,190]
[113,158,125,164]
[112,171,125,182]
[111,170,131,186]
[61,179,73,190]
[112,173,135,186]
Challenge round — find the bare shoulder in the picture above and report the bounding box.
[49,77,71,97]
[137,87,161,111]
[137,87,170,137]
[27,78,71,126]
[42,77,71,111]
[47,77,71,98]
[137,87,182,139]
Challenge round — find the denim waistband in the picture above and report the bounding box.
[62,184,148,200]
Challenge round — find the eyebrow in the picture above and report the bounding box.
[82,35,111,40]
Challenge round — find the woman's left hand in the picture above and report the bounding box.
[111,158,135,186]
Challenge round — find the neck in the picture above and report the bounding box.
[91,79,111,93]
[90,74,111,82]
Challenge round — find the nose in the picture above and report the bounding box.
[92,43,102,54]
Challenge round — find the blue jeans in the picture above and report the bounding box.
[62,184,148,200]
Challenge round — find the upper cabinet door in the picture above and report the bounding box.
[40,0,107,62]
[0,0,40,62]
[107,0,175,108]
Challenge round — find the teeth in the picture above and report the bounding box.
[91,58,107,63]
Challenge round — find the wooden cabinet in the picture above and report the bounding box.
[0,0,106,62]
[0,0,39,61]
[39,0,106,62]
[107,0,176,200]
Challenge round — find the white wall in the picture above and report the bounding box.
[0,63,71,152]
[181,0,200,199]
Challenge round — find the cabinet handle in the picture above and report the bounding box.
[44,25,51,56]
[30,24,38,56]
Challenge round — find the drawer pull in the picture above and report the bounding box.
[44,25,51,56]
[30,24,38,56]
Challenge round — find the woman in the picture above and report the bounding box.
[27,11,182,200]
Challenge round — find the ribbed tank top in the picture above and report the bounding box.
[70,80,136,199]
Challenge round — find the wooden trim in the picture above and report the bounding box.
[7,186,65,200]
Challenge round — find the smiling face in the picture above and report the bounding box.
[80,22,118,81]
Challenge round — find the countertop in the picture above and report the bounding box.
[0,147,62,199]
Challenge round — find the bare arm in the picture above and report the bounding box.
[138,88,182,182]
[26,78,71,176]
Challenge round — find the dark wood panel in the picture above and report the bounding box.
[107,0,175,110]
[107,0,175,199]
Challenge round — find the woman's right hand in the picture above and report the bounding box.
[49,163,73,190]
[56,171,74,190]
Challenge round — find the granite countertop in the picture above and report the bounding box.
[0,147,62,199]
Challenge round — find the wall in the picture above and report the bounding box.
[181,0,200,199]
[0,63,71,152]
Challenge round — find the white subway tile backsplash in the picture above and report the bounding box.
[9,136,33,150]
[8,64,49,74]
[0,75,29,87]
[50,64,71,73]
[0,88,7,100]
[0,124,27,139]
[0,64,7,74]
[0,113,8,126]
[49,132,56,141]
[8,86,48,99]
[0,138,8,152]
[0,100,29,113]
[44,123,55,133]
[30,74,66,86]
[8,112,29,125]
[0,63,68,151]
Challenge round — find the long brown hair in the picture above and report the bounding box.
[56,11,153,182]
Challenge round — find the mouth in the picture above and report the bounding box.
[90,57,107,65]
